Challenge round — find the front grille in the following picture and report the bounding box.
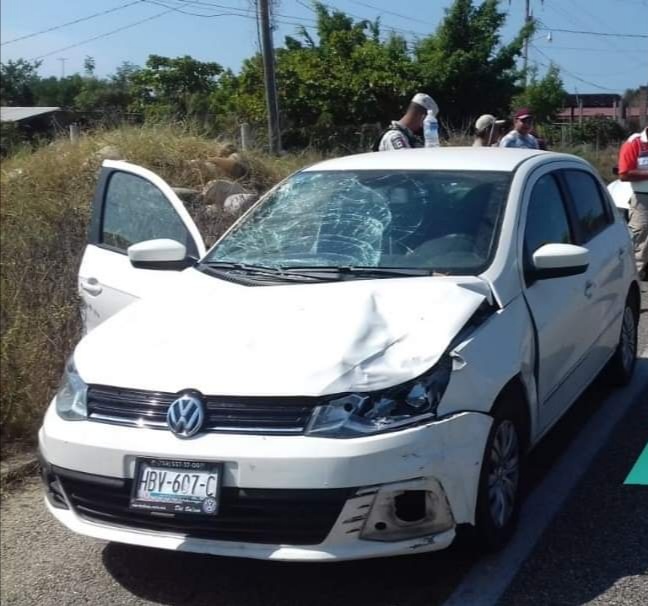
[87,385,319,435]
[54,466,349,545]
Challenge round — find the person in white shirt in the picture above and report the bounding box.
[618,126,648,279]
[374,93,437,151]
[499,108,539,149]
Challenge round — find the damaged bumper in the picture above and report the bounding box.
[39,403,492,561]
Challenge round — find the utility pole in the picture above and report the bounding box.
[523,0,531,86]
[258,0,281,154]
[57,57,67,79]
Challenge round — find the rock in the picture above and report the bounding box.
[202,179,248,206]
[203,204,222,219]
[172,187,201,203]
[216,142,238,157]
[223,193,258,215]
[95,145,123,161]
[207,153,248,179]
[5,168,24,180]
[187,159,222,179]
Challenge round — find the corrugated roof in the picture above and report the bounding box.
[0,106,61,123]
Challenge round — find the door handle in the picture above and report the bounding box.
[80,277,103,296]
[584,280,594,299]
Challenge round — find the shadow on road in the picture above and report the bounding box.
[102,539,475,606]
[500,388,648,606]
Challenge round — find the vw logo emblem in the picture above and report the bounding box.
[167,394,205,439]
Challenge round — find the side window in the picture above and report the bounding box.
[562,170,612,242]
[524,173,572,262]
[101,172,197,257]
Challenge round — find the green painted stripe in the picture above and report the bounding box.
[624,443,648,485]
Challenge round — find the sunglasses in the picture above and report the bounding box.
[519,116,534,124]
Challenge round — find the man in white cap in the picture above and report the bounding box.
[473,114,506,147]
[374,93,438,151]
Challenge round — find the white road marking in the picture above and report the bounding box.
[442,348,648,606]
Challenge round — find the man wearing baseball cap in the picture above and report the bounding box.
[473,114,506,147]
[499,108,539,149]
[374,93,438,151]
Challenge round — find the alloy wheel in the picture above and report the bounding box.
[621,306,637,374]
[487,420,520,528]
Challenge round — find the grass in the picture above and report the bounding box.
[0,126,620,446]
[0,125,322,447]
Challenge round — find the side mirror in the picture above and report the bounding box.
[531,243,590,280]
[127,239,192,270]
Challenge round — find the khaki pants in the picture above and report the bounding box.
[628,191,648,275]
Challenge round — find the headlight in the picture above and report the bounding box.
[306,355,452,438]
[55,357,88,420]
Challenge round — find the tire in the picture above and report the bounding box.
[474,399,524,551]
[606,295,639,386]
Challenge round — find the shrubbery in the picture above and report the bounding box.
[0,125,317,446]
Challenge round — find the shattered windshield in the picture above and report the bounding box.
[204,170,511,275]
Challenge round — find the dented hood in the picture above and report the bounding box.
[76,270,489,396]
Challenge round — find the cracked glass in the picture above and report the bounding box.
[205,170,511,274]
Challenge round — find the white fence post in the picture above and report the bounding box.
[69,123,80,144]
[240,123,252,150]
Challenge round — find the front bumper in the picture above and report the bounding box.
[39,402,492,561]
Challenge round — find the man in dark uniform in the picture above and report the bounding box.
[375,93,437,151]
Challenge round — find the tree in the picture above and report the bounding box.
[222,2,417,146]
[0,59,42,105]
[83,56,96,77]
[512,63,566,124]
[130,55,223,118]
[415,0,531,129]
[31,74,84,107]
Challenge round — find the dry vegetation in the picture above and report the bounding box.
[0,125,321,447]
[0,126,619,446]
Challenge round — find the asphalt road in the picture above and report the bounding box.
[2,287,647,606]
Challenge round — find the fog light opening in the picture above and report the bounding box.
[394,490,427,523]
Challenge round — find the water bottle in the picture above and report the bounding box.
[424,110,440,148]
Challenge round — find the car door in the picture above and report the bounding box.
[79,160,206,333]
[560,168,628,378]
[520,170,599,431]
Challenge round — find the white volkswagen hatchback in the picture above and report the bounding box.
[40,148,640,561]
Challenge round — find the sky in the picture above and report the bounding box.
[1,0,647,96]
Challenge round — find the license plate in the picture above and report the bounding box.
[130,458,221,515]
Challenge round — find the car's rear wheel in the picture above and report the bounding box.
[474,399,524,551]
[606,295,639,386]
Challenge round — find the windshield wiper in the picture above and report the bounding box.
[281,266,437,278]
[198,261,331,282]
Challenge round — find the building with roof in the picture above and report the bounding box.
[0,106,62,123]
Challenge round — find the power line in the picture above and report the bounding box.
[28,0,312,63]
[296,0,427,38]
[346,0,435,26]
[537,45,648,53]
[532,44,620,92]
[2,0,146,46]
[152,0,319,28]
[31,7,176,61]
[537,26,648,39]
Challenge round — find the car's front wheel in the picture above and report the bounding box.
[607,295,639,386]
[474,401,524,551]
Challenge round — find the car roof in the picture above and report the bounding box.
[304,147,571,173]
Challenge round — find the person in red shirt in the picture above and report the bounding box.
[618,126,648,279]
